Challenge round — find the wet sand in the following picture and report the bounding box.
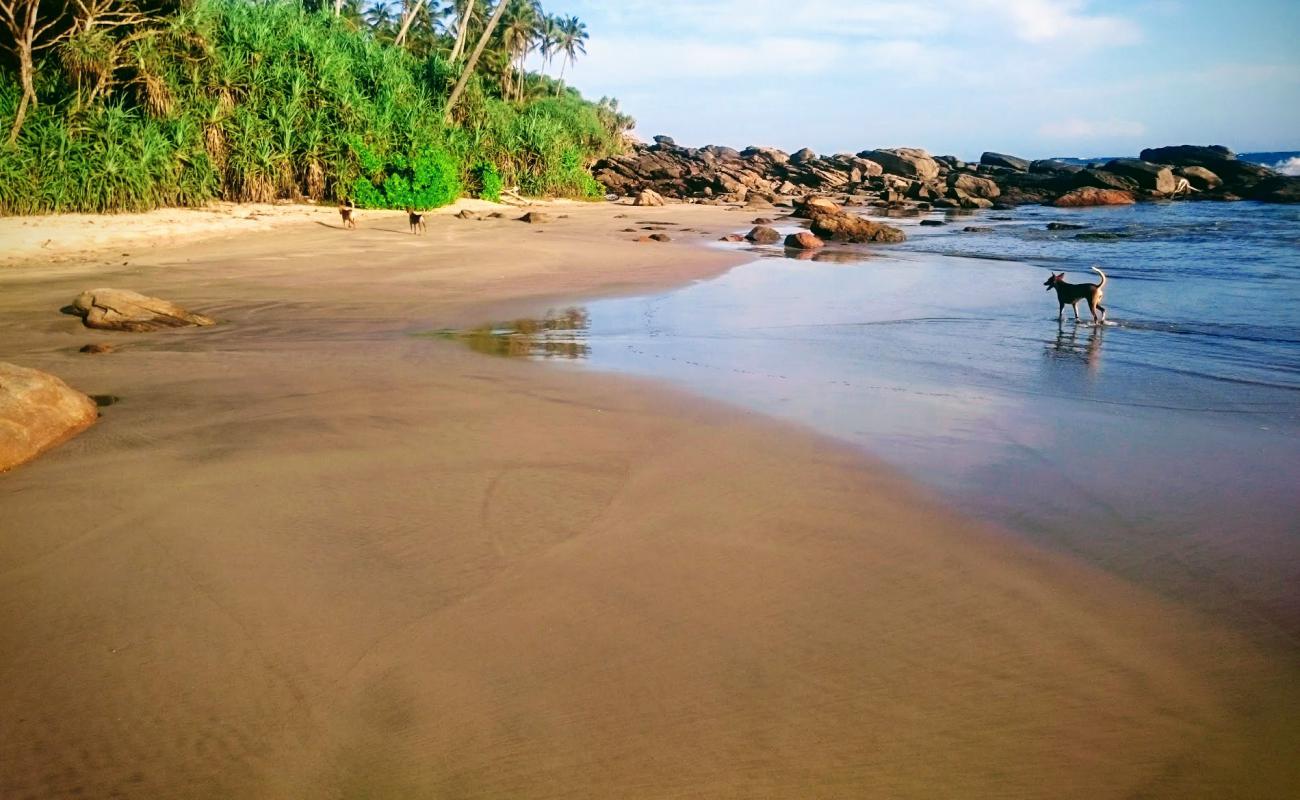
[2,202,1298,798]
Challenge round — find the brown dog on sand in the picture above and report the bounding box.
[339,199,356,229]
[407,208,426,235]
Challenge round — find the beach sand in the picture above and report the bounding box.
[2,201,1297,798]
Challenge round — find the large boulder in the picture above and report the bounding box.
[1073,169,1138,192]
[858,148,940,181]
[1054,188,1136,207]
[808,210,907,243]
[947,173,1001,199]
[784,232,825,250]
[1103,159,1177,194]
[70,288,215,332]
[1175,166,1222,191]
[745,226,782,244]
[1030,159,1083,175]
[634,188,665,206]
[0,362,98,471]
[790,147,818,164]
[980,152,1030,172]
[1139,144,1234,166]
[792,196,841,218]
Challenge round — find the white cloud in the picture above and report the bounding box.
[1038,118,1148,138]
[979,0,1142,47]
[580,35,846,84]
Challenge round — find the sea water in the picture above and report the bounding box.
[486,200,1300,641]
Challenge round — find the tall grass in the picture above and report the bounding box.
[0,0,626,214]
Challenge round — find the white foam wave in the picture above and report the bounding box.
[1272,156,1300,176]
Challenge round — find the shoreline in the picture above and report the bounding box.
[2,202,1298,797]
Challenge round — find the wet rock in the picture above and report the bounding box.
[0,362,98,471]
[70,288,215,332]
[961,226,994,233]
[919,219,946,226]
[980,152,1030,171]
[518,211,552,224]
[746,226,782,244]
[809,211,907,243]
[784,232,825,250]
[1055,188,1136,207]
[718,234,746,242]
[752,217,774,224]
[1103,159,1176,194]
[648,233,672,242]
[1047,222,1087,230]
[456,209,483,220]
[79,343,115,354]
[1244,175,1300,203]
[858,148,940,181]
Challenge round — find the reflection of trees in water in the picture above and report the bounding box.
[1045,323,1104,374]
[455,307,591,359]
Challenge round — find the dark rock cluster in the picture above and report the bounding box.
[593,139,1299,208]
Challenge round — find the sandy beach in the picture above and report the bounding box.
[2,201,1297,798]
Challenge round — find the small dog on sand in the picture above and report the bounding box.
[339,199,356,229]
[407,208,426,235]
[1044,266,1107,323]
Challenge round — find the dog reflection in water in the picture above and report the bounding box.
[1047,322,1105,374]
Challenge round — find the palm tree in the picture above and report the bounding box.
[538,13,560,77]
[443,0,510,121]
[499,0,540,101]
[366,0,400,38]
[556,15,586,93]
[448,0,476,62]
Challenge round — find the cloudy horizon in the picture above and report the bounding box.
[551,0,1300,160]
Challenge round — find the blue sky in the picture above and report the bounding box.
[546,0,1300,159]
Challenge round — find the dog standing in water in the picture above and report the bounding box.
[1044,266,1108,323]
[407,208,426,235]
[338,199,356,229]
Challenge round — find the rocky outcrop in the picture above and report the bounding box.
[1054,188,1136,207]
[70,289,215,332]
[1,362,98,471]
[1244,176,1300,203]
[591,137,1290,209]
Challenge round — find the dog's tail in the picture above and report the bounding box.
[1091,266,1107,288]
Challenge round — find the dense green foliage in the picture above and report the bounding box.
[0,0,631,214]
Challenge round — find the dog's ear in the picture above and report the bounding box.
[1057,273,1065,279]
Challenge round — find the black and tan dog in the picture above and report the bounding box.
[406,208,426,235]
[1044,266,1107,323]
[338,199,356,229]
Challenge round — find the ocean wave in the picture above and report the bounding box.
[1273,156,1300,176]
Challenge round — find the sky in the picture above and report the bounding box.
[544,0,1300,160]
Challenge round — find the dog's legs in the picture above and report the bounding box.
[1097,303,1107,322]
[1072,302,1081,321]
[1058,302,1065,322]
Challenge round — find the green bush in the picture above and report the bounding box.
[475,162,503,202]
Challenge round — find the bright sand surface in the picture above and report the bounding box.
[2,201,1298,798]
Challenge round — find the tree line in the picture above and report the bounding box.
[0,0,633,213]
